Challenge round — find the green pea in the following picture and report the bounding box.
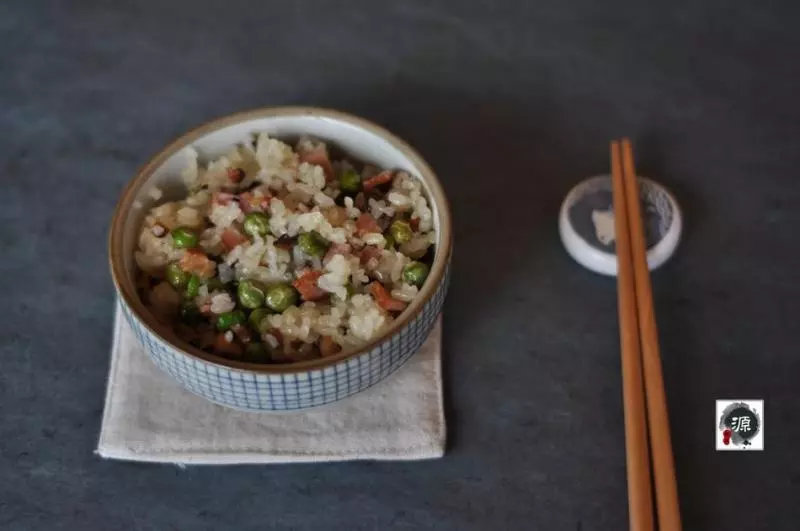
[264,283,298,313]
[243,342,270,362]
[402,261,430,287]
[171,226,198,249]
[248,308,272,332]
[390,220,413,245]
[237,280,265,309]
[184,275,201,298]
[179,300,202,325]
[297,231,329,257]
[205,277,226,291]
[243,212,270,238]
[165,262,189,290]
[216,310,246,331]
[339,169,362,195]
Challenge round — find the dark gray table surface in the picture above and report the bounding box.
[3,0,800,529]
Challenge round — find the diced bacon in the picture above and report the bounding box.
[221,228,247,250]
[320,336,341,357]
[362,170,393,192]
[292,270,327,301]
[237,192,255,214]
[359,245,383,268]
[369,282,408,312]
[238,191,271,214]
[323,243,352,265]
[356,213,381,235]
[179,249,216,279]
[214,333,243,356]
[299,147,334,182]
[227,167,245,183]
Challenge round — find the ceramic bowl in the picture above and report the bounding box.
[109,107,452,411]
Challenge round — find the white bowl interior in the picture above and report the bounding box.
[121,113,442,285]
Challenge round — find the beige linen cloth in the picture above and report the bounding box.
[96,303,445,464]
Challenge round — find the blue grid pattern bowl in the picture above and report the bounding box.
[109,107,453,412]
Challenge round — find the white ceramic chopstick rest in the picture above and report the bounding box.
[559,175,682,276]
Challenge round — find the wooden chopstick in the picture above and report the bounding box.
[620,139,682,531]
[611,140,655,531]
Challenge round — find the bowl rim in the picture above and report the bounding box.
[109,106,452,374]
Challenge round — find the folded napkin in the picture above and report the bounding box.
[96,303,445,464]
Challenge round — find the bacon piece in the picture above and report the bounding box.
[179,249,216,279]
[356,213,381,235]
[214,333,243,356]
[362,170,393,192]
[221,228,247,250]
[369,282,408,312]
[320,336,341,357]
[227,167,245,183]
[293,270,327,301]
[298,146,334,183]
[237,192,257,214]
[359,245,382,268]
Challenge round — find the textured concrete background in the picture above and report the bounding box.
[2,0,799,529]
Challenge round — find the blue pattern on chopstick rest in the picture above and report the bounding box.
[119,258,450,411]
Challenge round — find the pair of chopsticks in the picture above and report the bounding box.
[611,139,681,531]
